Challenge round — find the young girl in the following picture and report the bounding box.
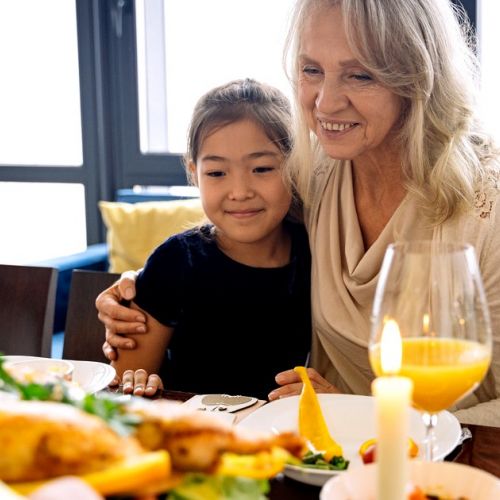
[112,79,311,400]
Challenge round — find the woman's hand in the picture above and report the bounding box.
[118,368,164,397]
[96,270,145,361]
[268,367,340,401]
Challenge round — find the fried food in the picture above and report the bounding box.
[129,400,306,472]
[0,397,305,495]
[0,401,140,482]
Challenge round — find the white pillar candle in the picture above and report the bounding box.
[372,319,414,500]
[372,375,413,500]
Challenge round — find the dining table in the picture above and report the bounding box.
[146,388,500,500]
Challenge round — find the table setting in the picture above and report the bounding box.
[1,241,500,499]
[1,355,116,394]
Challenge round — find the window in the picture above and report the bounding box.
[0,0,88,264]
[136,0,296,154]
[0,0,82,166]
[5,0,498,266]
[478,0,500,142]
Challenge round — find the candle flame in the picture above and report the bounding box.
[422,313,430,335]
[380,319,402,374]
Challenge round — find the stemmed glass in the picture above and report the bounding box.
[369,241,492,461]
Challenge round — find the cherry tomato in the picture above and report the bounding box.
[361,443,376,464]
[358,437,419,464]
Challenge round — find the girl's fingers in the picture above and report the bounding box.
[122,369,135,394]
[144,374,163,396]
[133,369,148,395]
[120,369,163,397]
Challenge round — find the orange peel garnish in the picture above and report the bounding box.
[358,437,419,458]
[294,366,343,461]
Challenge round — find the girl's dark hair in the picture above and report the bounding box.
[184,78,292,182]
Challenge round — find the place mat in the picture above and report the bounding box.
[182,395,267,424]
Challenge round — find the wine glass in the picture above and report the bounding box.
[369,241,492,461]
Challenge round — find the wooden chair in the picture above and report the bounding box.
[0,264,58,357]
[62,269,120,363]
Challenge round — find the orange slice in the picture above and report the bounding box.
[294,366,343,461]
[358,437,419,459]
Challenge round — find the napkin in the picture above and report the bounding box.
[182,394,266,424]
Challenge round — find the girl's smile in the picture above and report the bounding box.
[190,118,292,266]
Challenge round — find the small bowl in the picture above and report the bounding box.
[5,357,74,383]
[320,461,500,500]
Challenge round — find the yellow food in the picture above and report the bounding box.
[216,446,291,479]
[130,400,305,472]
[294,366,343,461]
[0,401,139,482]
[0,398,306,496]
[358,437,419,458]
[10,450,170,496]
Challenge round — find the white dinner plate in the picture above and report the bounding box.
[238,394,461,487]
[2,356,116,394]
[320,461,500,500]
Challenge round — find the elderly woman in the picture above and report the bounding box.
[96,0,500,426]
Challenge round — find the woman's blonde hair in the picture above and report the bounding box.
[284,0,499,222]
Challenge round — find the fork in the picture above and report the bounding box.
[210,405,228,412]
[198,405,228,411]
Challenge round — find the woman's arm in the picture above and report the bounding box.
[96,271,145,361]
[111,301,174,396]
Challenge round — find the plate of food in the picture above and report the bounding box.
[320,460,500,499]
[238,394,462,487]
[0,396,304,498]
[2,356,116,394]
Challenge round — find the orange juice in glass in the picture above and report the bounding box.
[370,337,491,413]
[369,241,492,461]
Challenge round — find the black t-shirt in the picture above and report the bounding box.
[134,221,311,400]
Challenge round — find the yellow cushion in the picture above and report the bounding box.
[99,199,206,273]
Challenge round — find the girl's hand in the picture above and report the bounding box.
[268,367,340,401]
[121,369,164,397]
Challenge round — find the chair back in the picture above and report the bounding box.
[0,264,58,357]
[62,269,120,363]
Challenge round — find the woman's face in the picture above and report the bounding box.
[297,4,402,165]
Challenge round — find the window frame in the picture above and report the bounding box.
[105,0,187,188]
[0,0,478,253]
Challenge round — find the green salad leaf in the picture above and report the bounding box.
[167,474,269,500]
[300,450,349,471]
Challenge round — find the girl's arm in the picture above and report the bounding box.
[111,301,174,395]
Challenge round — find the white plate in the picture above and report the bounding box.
[320,460,500,499]
[3,356,116,394]
[238,394,461,487]
[70,359,116,394]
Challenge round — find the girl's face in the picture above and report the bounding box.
[190,119,291,248]
[297,4,402,166]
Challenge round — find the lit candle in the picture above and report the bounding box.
[372,319,413,500]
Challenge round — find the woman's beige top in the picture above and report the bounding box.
[306,160,500,427]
